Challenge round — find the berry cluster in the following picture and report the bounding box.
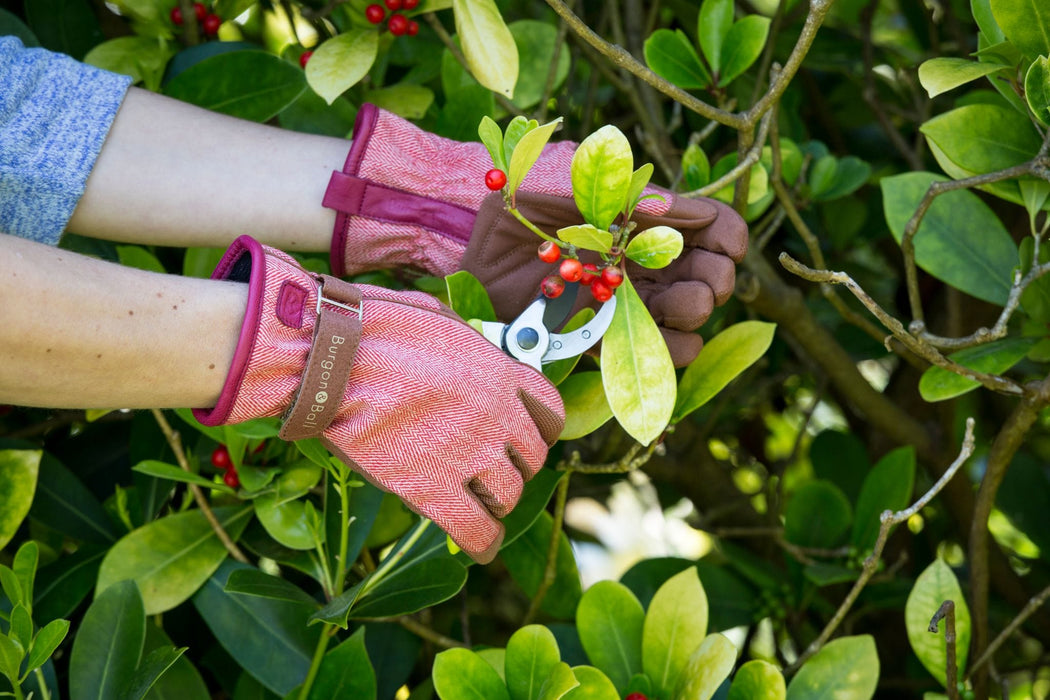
[210,445,240,488]
[365,0,419,37]
[624,694,649,700]
[170,2,222,36]
[537,240,623,302]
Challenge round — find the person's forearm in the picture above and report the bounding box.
[67,87,350,252]
[0,233,246,409]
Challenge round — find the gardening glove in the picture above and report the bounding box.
[322,104,749,367]
[193,236,564,564]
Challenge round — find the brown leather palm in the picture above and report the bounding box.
[462,190,749,367]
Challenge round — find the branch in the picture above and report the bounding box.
[969,581,1050,679]
[929,601,960,700]
[558,437,665,474]
[150,409,250,564]
[522,473,571,625]
[790,418,976,671]
[779,254,1025,396]
[684,109,774,199]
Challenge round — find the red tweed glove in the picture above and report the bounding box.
[322,105,748,367]
[194,236,564,563]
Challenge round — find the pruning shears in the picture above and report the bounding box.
[481,292,617,371]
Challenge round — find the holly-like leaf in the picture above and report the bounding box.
[452,0,519,97]
[306,30,379,105]
[624,226,684,269]
[556,224,613,253]
[644,29,711,89]
[1025,56,1050,126]
[601,276,676,445]
[572,125,634,231]
[918,57,1009,98]
[509,118,562,198]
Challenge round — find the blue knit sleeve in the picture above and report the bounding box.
[0,36,132,245]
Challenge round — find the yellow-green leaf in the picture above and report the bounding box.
[624,226,684,269]
[452,0,519,97]
[572,125,634,231]
[556,224,613,253]
[905,560,970,688]
[508,118,562,197]
[673,634,736,700]
[306,29,379,104]
[643,567,709,697]
[601,276,676,445]
[918,57,1008,98]
[0,450,41,551]
[559,372,613,440]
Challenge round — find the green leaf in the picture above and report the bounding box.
[625,226,684,269]
[165,50,306,121]
[350,558,468,619]
[784,480,852,549]
[503,116,536,171]
[132,460,235,495]
[506,625,561,700]
[12,541,38,608]
[123,646,186,700]
[0,8,39,47]
[601,276,676,445]
[255,495,316,551]
[973,0,1006,42]
[918,337,1037,402]
[811,157,872,201]
[673,322,776,422]
[8,605,32,651]
[24,0,103,60]
[1025,56,1050,126]
[307,628,376,700]
[682,145,711,191]
[627,163,655,215]
[83,36,174,91]
[508,20,571,110]
[0,636,24,685]
[69,580,145,700]
[501,512,581,619]
[29,452,118,543]
[727,660,786,700]
[718,15,771,86]
[921,104,1042,177]
[882,172,1018,305]
[786,636,878,700]
[563,666,619,700]
[33,545,105,624]
[674,633,736,700]
[803,562,859,587]
[559,372,613,440]
[0,450,41,550]
[433,648,511,700]
[502,469,566,549]
[452,0,519,97]
[538,662,578,700]
[224,569,319,606]
[906,560,970,688]
[509,118,562,198]
[0,566,23,609]
[989,0,1050,58]
[25,619,69,676]
[851,447,916,551]
[711,155,769,207]
[479,116,507,172]
[642,568,709,698]
[918,57,1008,98]
[576,581,644,695]
[644,29,711,89]
[698,0,734,75]
[97,506,253,615]
[446,270,498,323]
[556,225,613,254]
[193,561,320,696]
[363,84,435,120]
[305,30,379,105]
[571,125,634,231]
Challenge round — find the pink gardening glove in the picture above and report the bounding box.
[194,236,564,563]
[322,105,748,367]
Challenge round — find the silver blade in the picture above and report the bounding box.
[542,295,617,363]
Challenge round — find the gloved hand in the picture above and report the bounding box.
[322,104,748,367]
[194,236,564,563]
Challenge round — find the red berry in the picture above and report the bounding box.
[211,445,232,470]
[299,50,313,68]
[580,263,599,286]
[624,694,648,700]
[541,275,566,299]
[384,0,402,9]
[223,470,240,489]
[202,12,221,34]
[170,6,183,24]
[485,168,507,191]
[537,240,561,264]
[600,266,624,289]
[403,0,419,7]
[388,13,408,35]
[365,4,385,23]
[406,20,419,35]
[193,1,206,20]
[591,280,613,302]
[559,258,583,283]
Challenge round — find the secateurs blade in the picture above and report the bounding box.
[480,293,618,371]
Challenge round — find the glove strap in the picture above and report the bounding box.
[279,275,364,441]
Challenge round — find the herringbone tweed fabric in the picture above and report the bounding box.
[196,237,564,562]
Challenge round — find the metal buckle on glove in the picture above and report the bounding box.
[480,292,617,371]
[316,286,363,320]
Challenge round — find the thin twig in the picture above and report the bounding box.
[969,582,1050,678]
[150,409,250,564]
[684,110,774,198]
[361,615,468,649]
[929,601,960,700]
[522,473,571,625]
[536,0,574,122]
[558,436,666,474]
[790,418,976,671]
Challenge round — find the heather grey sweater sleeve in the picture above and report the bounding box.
[0,36,132,245]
